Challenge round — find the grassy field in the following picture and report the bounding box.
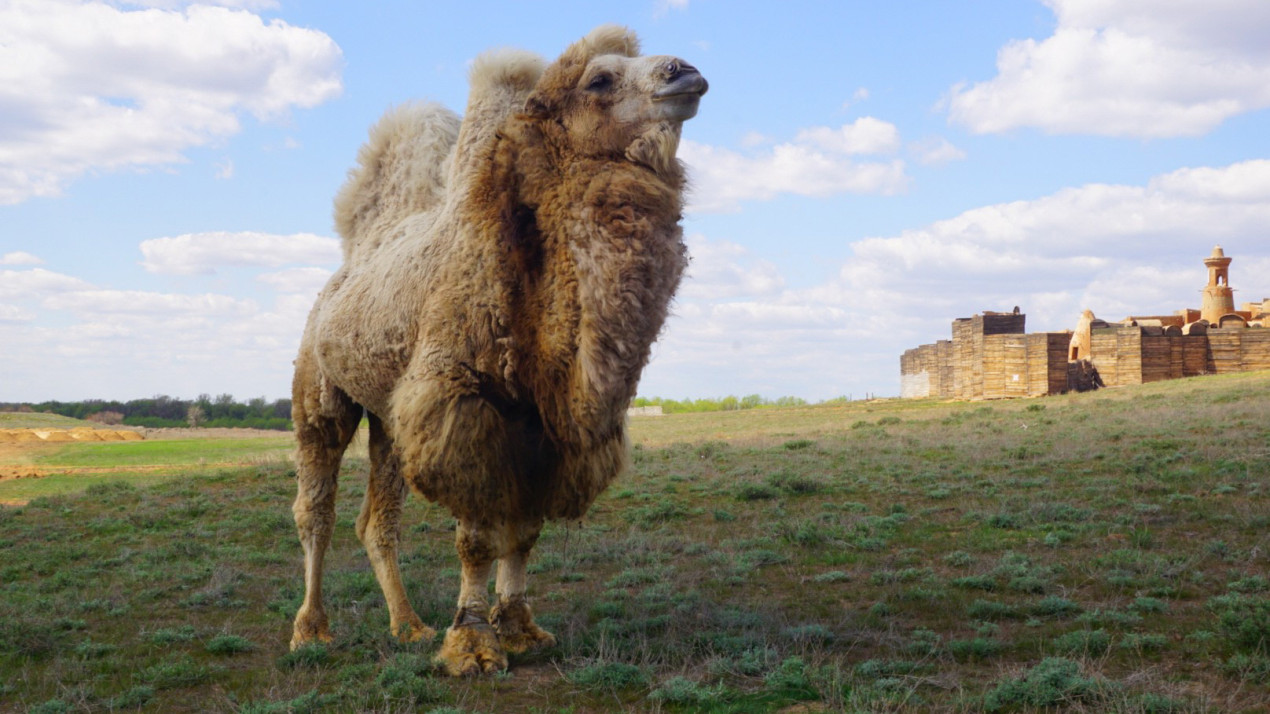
[0,435,299,504]
[1,373,1268,713]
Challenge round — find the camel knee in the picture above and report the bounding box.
[355,505,401,553]
[293,495,337,539]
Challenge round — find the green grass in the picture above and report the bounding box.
[23,437,293,468]
[0,413,104,429]
[1,371,1268,711]
[0,435,298,503]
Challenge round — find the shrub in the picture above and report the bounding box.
[649,676,724,704]
[764,657,818,699]
[565,661,650,689]
[144,625,197,645]
[277,644,329,669]
[854,659,929,680]
[949,637,1003,661]
[983,658,1114,712]
[107,686,154,710]
[1208,594,1270,652]
[813,570,850,583]
[206,634,255,655]
[140,655,218,690]
[1051,629,1111,656]
[1130,596,1169,613]
[968,599,1022,620]
[376,653,447,706]
[952,575,997,591]
[239,691,337,714]
[735,483,779,501]
[1032,596,1082,618]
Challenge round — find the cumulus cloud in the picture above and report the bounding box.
[653,0,689,18]
[139,231,342,274]
[41,289,257,317]
[0,268,93,299]
[0,0,343,204]
[257,267,333,295]
[0,251,44,266]
[910,136,967,165]
[0,304,35,322]
[680,234,784,300]
[0,269,320,400]
[681,119,909,213]
[120,1,281,9]
[795,117,901,155]
[945,0,1270,137]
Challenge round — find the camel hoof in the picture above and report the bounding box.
[393,617,437,644]
[498,626,556,655]
[435,624,507,676]
[491,597,556,654]
[290,607,333,651]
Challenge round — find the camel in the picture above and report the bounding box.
[288,26,706,676]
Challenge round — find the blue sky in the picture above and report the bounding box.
[3,0,1269,403]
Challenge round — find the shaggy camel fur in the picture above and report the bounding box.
[289,26,707,676]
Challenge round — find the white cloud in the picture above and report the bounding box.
[0,268,93,299]
[910,136,967,165]
[680,234,784,300]
[257,267,333,295]
[0,251,44,266]
[119,1,281,10]
[0,304,34,322]
[681,132,909,213]
[653,0,689,18]
[41,289,258,317]
[0,0,343,204]
[214,158,234,180]
[841,87,870,110]
[139,231,341,274]
[946,0,1270,137]
[795,117,901,155]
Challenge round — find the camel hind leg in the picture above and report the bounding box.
[492,518,556,653]
[435,520,507,675]
[290,371,361,650]
[357,413,435,643]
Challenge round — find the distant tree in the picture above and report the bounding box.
[187,404,206,428]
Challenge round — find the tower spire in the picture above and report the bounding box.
[1201,245,1234,323]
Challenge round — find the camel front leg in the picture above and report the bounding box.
[435,521,507,676]
[357,413,434,644]
[491,519,556,653]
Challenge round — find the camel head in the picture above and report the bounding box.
[523,25,708,175]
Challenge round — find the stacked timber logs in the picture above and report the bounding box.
[1027,333,1071,396]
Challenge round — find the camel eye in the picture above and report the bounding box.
[665,61,679,76]
[586,73,613,91]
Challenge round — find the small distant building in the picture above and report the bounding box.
[901,246,1270,399]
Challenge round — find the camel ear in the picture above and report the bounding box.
[523,92,551,119]
[558,25,640,66]
[579,24,640,58]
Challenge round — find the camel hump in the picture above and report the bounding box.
[334,102,461,260]
[449,48,545,187]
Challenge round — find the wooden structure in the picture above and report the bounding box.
[901,311,1071,399]
[901,247,1269,400]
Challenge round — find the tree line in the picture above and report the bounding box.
[0,394,293,430]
